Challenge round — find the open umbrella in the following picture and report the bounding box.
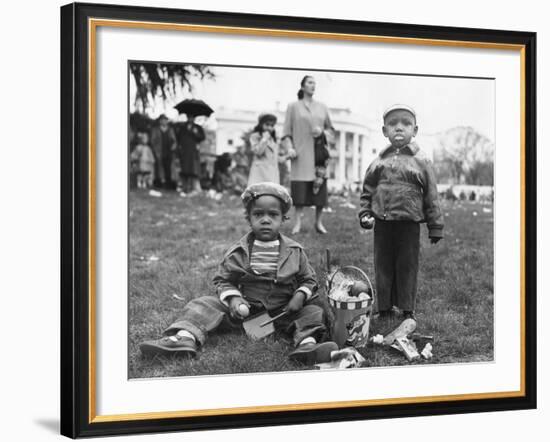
[174,99,214,117]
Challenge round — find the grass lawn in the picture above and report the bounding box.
[129,190,494,379]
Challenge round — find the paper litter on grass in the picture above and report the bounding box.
[315,347,366,370]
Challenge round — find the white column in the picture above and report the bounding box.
[360,133,369,177]
[338,130,347,188]
[352,132,360,182]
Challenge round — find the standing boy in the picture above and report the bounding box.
[358,105,444,319]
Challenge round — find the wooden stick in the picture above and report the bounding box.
[260,310,288,327]
[260,293,319,327]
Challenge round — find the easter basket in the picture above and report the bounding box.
[327,265,375,348]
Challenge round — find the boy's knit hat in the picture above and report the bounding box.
[241,182,293,214]
[383,104,416,120]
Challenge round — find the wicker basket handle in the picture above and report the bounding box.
[328,265,375,304]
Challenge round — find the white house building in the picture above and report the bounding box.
[212,106,377,190]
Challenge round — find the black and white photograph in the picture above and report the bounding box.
[54,2,536,438]
[128,62,495,379]
[0,0,542,439]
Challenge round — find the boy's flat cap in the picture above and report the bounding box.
[241,182,293,214]
[383,104,417,120]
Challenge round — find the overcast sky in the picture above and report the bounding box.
[134,64,495,142]
[194,66,495,140]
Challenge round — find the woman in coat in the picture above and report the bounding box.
[282,75,334,234]
[177,113,206,194]
[150,114,177,189]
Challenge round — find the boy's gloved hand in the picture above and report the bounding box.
[228,296,250,319]
[360,215,375,230]
[430,236,442,244]
[286,291,306,314]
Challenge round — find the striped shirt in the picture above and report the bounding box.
[250,239,280,278]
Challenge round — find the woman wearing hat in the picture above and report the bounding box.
[282,75,335,234]
[247,113,288,186]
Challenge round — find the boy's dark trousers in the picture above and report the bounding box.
[374,220,420,312]
[164,296,327,346]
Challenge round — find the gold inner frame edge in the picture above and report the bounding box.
[87,17,527,424]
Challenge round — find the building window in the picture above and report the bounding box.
[228,139,233,146]
[372,148,377,154]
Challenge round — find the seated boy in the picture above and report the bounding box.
[140,182,337,365]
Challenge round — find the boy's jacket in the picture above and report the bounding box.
[213,232,318,311]
[358,142,444,238]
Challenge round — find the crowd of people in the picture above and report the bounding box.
[130,113,205,193]
[130,75,335,233]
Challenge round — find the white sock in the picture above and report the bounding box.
[299,336,316,346]
[176,329,196,341]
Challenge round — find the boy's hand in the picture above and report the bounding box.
[286,291,306,314]
[228,296,250,319]
[360,215,375,230]
[430,236,442,244]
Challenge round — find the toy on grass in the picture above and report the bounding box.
[314,347,366,370]
[242,294,319,340]
[370,319,435,362]
[382,318,417,345]
[326,263,375,348]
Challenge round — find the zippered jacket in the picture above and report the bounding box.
[358,142,444,238]
[213,232,318,311]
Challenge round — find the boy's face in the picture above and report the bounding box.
[382,109,418,148]
[248,195,284,242]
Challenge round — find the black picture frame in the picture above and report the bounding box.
[60,2,537,438]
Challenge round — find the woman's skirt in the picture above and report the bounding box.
[290,180,328,207]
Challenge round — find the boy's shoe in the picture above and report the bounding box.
[402,310,416,321]
[289,341,338,365]
[140,335,197,358]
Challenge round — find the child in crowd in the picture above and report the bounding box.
[140,182,337,365]
[131,131,155,189]
[232,144,250,192]
[312,133,330,194]
[358,104,444,319]
[248,113,293,186]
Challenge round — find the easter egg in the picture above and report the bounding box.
[237,304,250,318]
[350,281,370,297]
